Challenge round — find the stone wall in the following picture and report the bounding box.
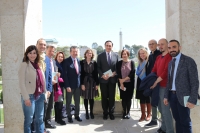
[166,0,200,132]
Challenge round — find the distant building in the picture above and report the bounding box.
[45,38,58,48]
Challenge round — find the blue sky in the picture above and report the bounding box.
[42,0,165,51]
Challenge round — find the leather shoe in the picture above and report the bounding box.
[45,123,56,129]
[109,114,115,120]
[68,117,73,123]
[75,116,82,122]
[103,114,108,120]
[90,112,94,119]
[85,113,89,119]
[57,120,66,125]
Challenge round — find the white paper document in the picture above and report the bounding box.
[184,96,200,107]
[103,69,113,77]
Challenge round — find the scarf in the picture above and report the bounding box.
[30,61,44,98]
[136,60,147,80]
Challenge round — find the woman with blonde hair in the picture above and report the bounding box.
[80,49,99,119]
[135,48,151,122]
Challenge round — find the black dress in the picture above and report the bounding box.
[116,60,135,100]
[80,60,99,99]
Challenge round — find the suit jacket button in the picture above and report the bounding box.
[29,82,31,83]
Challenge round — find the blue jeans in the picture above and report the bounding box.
[21,94,45,133]
[169,91,192,133]
[158,87,174,133]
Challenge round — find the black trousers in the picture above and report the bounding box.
[100,82,116,115]
[44,89,54,123]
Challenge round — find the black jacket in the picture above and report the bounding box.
[139,73,159,107]
[146,49,161,75]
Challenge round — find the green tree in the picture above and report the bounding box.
[131,44,144,57]
[96,45,104,54]
[56,46,70,58]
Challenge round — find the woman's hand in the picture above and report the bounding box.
[81,85,86,91]
[95,86,98,90]
[24,99,31,106]
[119,78,125,84]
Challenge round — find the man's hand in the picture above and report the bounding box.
[150,81,158,89]
[47,91,51,98]
[120,83,125,91]
[81,85,85,91]
[24,99,31,106]
[111,72,116,77]
[102,74,109,80]
[56,72,61,77]
[186,102,195,109]
[163,98,168,106]
[67,87,71,92]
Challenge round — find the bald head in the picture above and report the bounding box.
[158,38,168,53]
[148,39,157,52]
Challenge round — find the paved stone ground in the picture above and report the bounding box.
[0,110,160,133]
[48,110,160,133]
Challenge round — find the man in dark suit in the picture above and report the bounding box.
[63,46,82,123]
[164,40,199,133]
[145,39,161,127]
[97,40,118,120]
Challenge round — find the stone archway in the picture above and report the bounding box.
[0,0,200,132]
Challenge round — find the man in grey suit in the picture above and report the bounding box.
[97,40,118,120]
[164,39,199,133]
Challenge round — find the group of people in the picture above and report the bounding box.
[18,38,199,133]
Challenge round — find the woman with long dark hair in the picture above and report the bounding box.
[54,52,66,125]
[18,45,46,133]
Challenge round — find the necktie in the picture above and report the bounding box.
[74,59,79,74]
[107,53,111,66]
[169,58,176,90]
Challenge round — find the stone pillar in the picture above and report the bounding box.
[0,0,42,132]
[166,0,200,132]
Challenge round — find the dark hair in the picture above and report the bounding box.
[23,45,40,64]
[84,49,94,60]
[104,40,113,46]
[55,51,65,62]
[169,39,180,46]
[121,49,130,58]
[70,46,78,52]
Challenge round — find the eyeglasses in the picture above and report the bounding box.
[148,43,155,46]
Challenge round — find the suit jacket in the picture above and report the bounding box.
[139,73,159,107]
[45,55,53,92]
[18,61,46,100]
[164,54,199,106]
[97,52,118,83]
[63,56,81,89]
[116,60,135,85]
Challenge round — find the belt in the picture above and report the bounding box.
[170,90,176,94]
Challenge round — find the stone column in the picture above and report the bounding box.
[0,0,42,132]
[166,0,200,132]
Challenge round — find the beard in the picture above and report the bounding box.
[170,50,180,57]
